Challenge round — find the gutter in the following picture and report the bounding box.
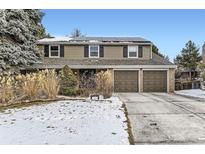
[23,64,177,70]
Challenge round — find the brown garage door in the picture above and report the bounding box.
[143,70,167,92]
[114,70,138,92]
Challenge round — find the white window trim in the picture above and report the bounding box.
[49,45,60,58]
[89,45,99,58]
[128,45,138,58]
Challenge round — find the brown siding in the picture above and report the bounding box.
[38,44,152,59]
[139,69,143,92]
[168,68,175,92]
[142,46,151,59]
[104,46,123,59]
[64,46,84,59]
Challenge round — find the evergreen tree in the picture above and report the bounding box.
[59,65,79,96]
[174,40,201,78]
[0,9,46,72]
[152,44,164,58]
[164,55,170,61]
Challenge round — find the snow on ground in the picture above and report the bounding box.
[175,89,205,99]
[0,97,129,145]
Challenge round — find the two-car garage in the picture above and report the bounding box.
[114,70,168,92]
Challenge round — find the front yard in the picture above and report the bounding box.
[0,97,129,144]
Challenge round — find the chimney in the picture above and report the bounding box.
[203,42,205,64]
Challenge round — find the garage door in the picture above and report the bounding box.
[143,71,167,92]
[114,70,138,92]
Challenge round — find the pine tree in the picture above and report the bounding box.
[59,65,79,96]
[152,44,163,57]
[174,40,201,79]
[0,9,46,72]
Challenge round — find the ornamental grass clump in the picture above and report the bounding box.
[40,69,59,99]
[0,74,15,104]
[95,70,113,99]
[15,72,42,100]
[15,69,59,100]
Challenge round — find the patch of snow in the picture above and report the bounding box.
[0,96,129,145]
[38,37,72,42]
[89,40,99,43]
[175,89,205,99]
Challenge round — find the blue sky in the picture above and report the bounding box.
[42,9,205,61]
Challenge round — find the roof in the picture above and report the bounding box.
[70,36,150,42]
[37,36,152,45]
[26,53,175,69]
[38,37,72,42]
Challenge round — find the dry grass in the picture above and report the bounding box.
[96,70,113,98]
[40,69,59,99]
[0,74,15,104]
[16,73,42,99]
[0,69,59,104]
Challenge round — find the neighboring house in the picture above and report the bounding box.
[203,42,205,64]
[26,36,176,93]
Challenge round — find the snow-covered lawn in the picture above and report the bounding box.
[0,97,129,145]
[175,89,205,99]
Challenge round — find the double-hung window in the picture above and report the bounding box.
[49,45,60,58]
[89,45,99,58]
[128,46,138,58]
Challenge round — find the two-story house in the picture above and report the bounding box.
[28,36,176,93]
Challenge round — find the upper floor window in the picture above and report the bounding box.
[49,45,60,58]
[128,46,138,58]
[89,45,99,58]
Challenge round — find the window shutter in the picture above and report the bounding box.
[60,45,64,57]
[84,45,89,57]
[44,45,49,57]
[138,46,143,58]
[123,46,128,58]
[99,45,104,57]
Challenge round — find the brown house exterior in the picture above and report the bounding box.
[28,36,176,93]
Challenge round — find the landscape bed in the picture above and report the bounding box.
[0,96,129,145]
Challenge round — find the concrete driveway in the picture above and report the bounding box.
[118,93,205,144]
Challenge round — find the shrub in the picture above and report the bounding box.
[0,74,15,104]
[96,70,113,99]
[200,71,205,87]
[59,65,79,96]
[79,71,96,96]
[40,69,59,99]
[201,71,205,81]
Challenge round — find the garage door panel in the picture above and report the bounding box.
[114,70,138,92]
[143,71,167,92]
